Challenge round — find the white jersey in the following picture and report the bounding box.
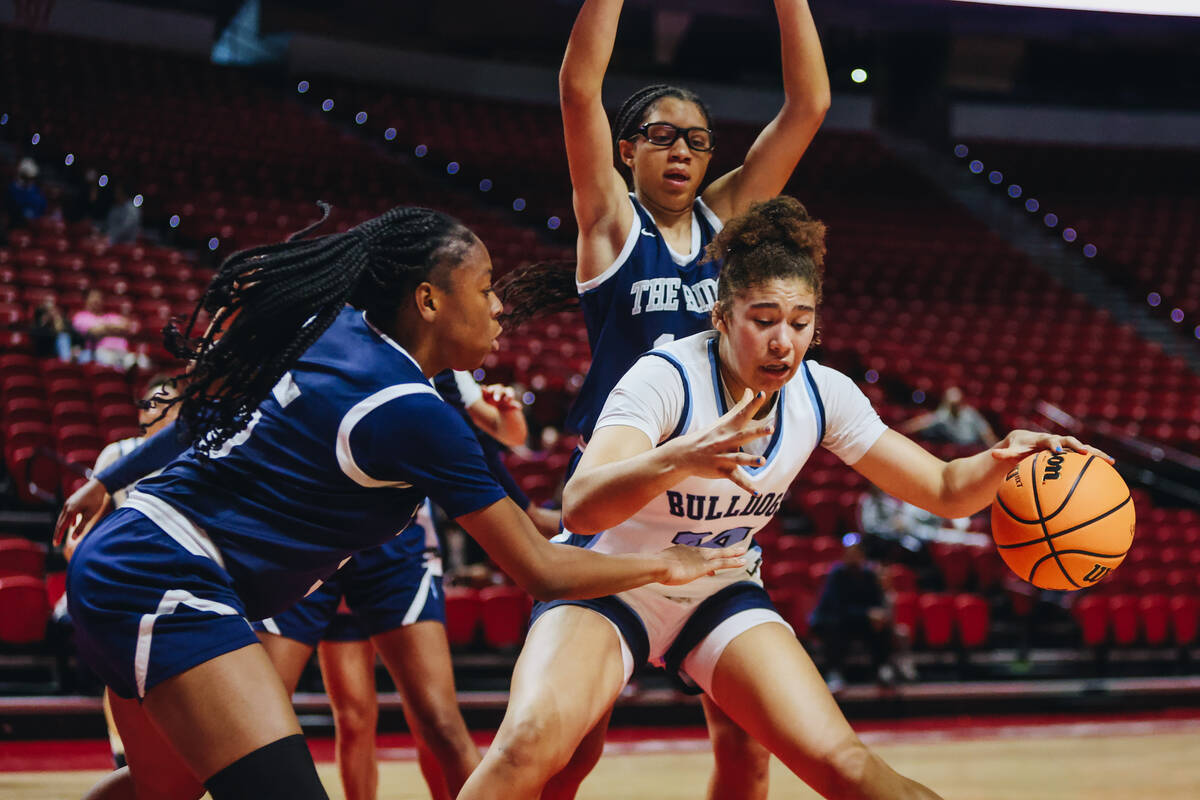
[582,330,887,599]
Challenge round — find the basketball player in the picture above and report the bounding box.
[57,206,746,800]
[56,377,178,780]
[457,197,1110,800]
[498,1,831,795]
[69,370,543,800]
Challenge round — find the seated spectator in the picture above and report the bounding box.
[898,386,998,447]
[71,290,137,368]
[30,298,75,361]
[809,536,899,692]
[104,184,141,244]
[858,484,970,543]
[6,157,47,226]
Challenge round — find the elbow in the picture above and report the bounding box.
[560,486,602,537]
[559,71,597,108]
[525,577,563,603]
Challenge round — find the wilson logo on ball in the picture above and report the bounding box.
[1042,454,1065,482]
[1082,564,1111,583]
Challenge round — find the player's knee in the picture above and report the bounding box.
[820,736,873,792]
[331,698,377,741]
[204,734,328,800]
[492,715,572,776]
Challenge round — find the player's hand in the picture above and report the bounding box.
[481,384,522,412]
[673,388,774,494]
[53,478,113,551]
[656,539,750,586]
[990,430,1113,465]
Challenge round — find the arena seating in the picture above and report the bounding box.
[1,28,1197,663]
[961,140,1200,324]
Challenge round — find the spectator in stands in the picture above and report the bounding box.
[65,167,110,226]
[809,535,896,692]
[72,289,134,368]
[6,157,47,226]
[858,483,970,543]
[899,386,998,447]
[29,298,75,361]
[104,184,141,245]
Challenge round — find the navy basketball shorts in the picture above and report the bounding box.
[67,506,259,700]
[532,580,793,696]
[252,547,444,647]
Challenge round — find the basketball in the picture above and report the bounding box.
[991,451,1135,591]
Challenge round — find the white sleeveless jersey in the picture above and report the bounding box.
[582,330,887,599]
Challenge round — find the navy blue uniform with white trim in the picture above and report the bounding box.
[567,194,723,442]
[67,308,507,698]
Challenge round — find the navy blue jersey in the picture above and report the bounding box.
[131,307,507,620]
[567,194,722,440]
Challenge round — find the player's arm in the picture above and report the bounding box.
[563,389,773,536]
[456,498,745,601]
[465,385,527,449]
[560,0,635,280]
[702,0,830,221]
[851,429,1112,520]
[53,420,189,546]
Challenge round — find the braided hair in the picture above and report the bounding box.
[612,84,713,180]
[706,195,826,311]
[165,203,474,456]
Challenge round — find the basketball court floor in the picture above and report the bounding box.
[4,711,1199,799]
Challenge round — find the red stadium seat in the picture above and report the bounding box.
[891,591,919,638]
[931,543,972,592]
[1107,595,1139,646]
[954,593,990,648]
[1073,594,1109,646]
[479,585,531,650]
[442,586,482,648]
[1138,594,1170,646]
[0,576,50,644]
[1169,595,1199,646]
[883,563,918,594]
[918,593,954,648]
[0,537,49,578]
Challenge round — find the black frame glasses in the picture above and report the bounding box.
[631,122,716,152]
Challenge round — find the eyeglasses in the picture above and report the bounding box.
[631,122,715,152]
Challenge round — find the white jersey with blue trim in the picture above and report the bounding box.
[130,307,507,620]
[568,193,723,441]
[582,330,887,599]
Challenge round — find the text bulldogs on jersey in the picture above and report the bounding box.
[666,490,785,522]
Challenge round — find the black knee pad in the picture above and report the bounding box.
[204,734,328,800]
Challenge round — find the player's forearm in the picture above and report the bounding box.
[562,440,686,536]
[560,0,624,101]
[493,406,528,450]
[936,449,1012,519]
[776,0,831,119]
[535,546,673,600]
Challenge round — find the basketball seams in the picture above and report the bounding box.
[1029,452,1081,589]
[994,494,1133,550]
[1027,548,1127,587]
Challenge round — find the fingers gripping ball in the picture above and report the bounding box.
[991,451,1135,590]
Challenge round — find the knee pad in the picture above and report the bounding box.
[204,734,328,800]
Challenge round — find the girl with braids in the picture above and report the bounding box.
[459,197,1109,800]
[510,1,829,796]
[57,205,747,800]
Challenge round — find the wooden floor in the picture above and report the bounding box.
[4,728,1200,800]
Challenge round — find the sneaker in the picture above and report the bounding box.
[897,658,919,682]
[826,670,846,694]
[877,663,897,686]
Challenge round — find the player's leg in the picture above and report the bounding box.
[257,631,317,695]
[540,708,612,800]
[82,690,205,800]
[700,623,942,799]
[457,605,631,800]
[141,643,329,798]
[370,620,478,799]
[101,690,127,768]
[699,694,771,800]
[317,638,380,800]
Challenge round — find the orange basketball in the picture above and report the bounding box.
[991,451,1135,590]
